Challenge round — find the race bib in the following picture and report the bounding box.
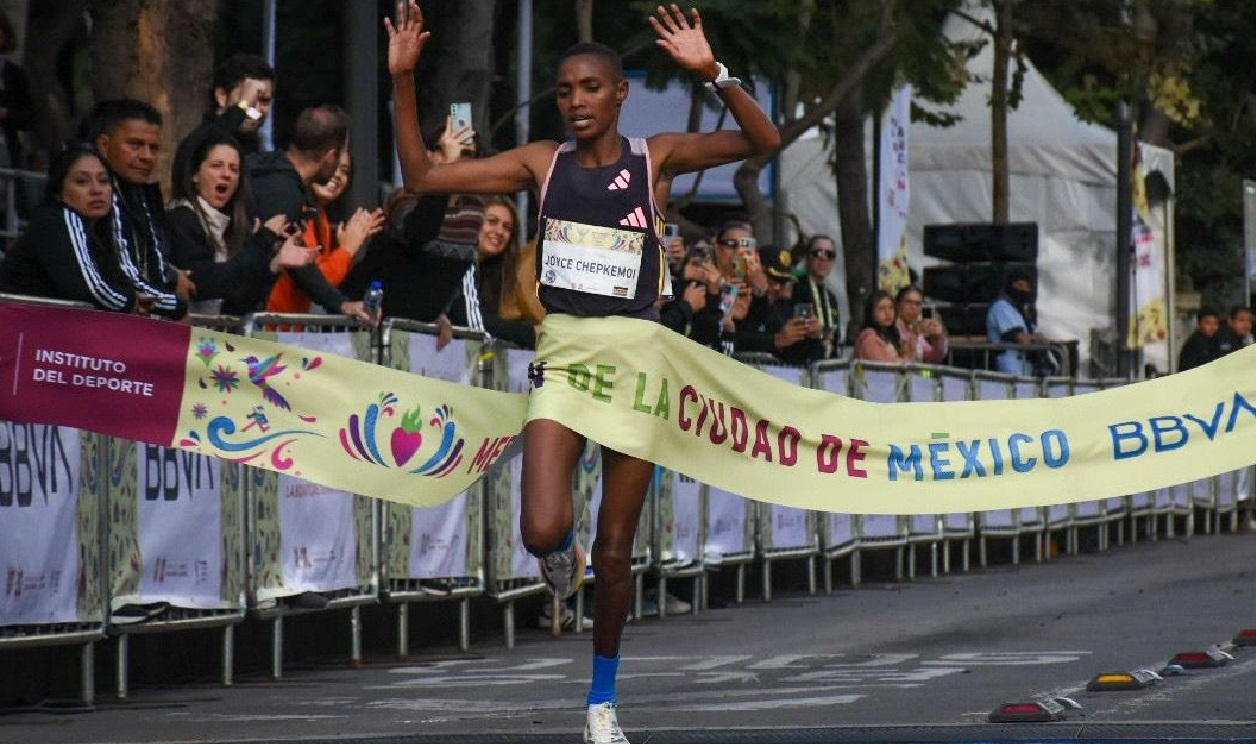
[540,218,644,299]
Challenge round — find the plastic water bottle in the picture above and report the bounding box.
[363,280,384,318]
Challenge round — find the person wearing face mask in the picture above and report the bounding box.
[264,149,385,314]
[986,266,1046,375]
[166,131,317,315]
[0,142,143,313]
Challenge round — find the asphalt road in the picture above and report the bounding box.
[2,528,1255,743]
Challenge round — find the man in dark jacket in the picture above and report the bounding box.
[81,99,188,320]
[1177,309,1221,371]
[171,53,275,188]
[246,104,370,321]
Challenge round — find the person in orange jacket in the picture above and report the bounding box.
[264,149,384,313]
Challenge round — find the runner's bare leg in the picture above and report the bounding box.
[591,447,652,656]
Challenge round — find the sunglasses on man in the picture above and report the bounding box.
[719,237,756,249]
[810,249,836,259]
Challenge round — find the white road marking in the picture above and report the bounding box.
[676,694,863,711]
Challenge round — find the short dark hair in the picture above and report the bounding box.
[717,219,753,241]
[289,105,349,157]
[212,53,275,93]
[1198,308,1220,320]
[78,99,162,141]
[1229,305,1253,320]
[895,284,923,303]
[805,234,835,254]
[559,42,624,81]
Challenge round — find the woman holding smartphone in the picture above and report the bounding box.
[387,4,779,742]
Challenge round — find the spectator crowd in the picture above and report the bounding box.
[0,48,960,367]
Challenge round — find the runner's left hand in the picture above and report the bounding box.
[649,5,718,81]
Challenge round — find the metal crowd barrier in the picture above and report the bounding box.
[734,355,819,602]
[651,468,704,617]
[105,314,250,698]
[810,361,859,593]
[903,365,944,579]
[483,346,546,647]
[973,372,1027,566]
[243,314,380,678]
[7,289,1256,704]
[0,167,48,242]
[0,295,105,705]
[848,362,910,583]
[379,318,489,653]
[945,339,1079,378]
[937,368,976,573]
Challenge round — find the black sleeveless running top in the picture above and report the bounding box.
[535,136,668,320]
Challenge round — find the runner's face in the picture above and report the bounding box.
[59,154,113,221]
[478,204,515,259]
[556,55,624,141]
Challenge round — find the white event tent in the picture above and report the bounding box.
[779,9,1175,372]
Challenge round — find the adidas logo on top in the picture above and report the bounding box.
[619,206,648,228]
[608,168,631,190]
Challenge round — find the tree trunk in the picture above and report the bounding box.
[575,0,594,43]
[23,0,86,161]
[419,1,496,151]
[833,86,875,335]
[990,0,1013,224]
[87,0,216,194]
[733,30,898,242]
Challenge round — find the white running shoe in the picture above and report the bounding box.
[584,702,630,744]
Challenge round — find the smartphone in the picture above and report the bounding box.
[664,223,680,239]
[450,102,473,132]
[793,303,814,320]
[922,306,934,320]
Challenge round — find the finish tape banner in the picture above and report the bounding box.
[2,301,1254,514]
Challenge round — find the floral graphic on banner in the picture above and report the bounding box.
[180,336,324,474]
[339,393,466,477]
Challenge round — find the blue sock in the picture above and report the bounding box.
[586,653,620,706]
[556,529,574,552]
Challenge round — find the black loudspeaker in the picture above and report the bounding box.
[935,303,990,338]
[923,223,1038,263]
[922,262,1036,304]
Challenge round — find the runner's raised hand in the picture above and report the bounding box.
[649,5,718,81]
[384,0,430,78]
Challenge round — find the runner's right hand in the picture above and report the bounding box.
[385,1,430,77]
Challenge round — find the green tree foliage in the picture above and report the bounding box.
[1018,0,1256,311]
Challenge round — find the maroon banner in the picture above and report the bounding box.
[0,302,189,445]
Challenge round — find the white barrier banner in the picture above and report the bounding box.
[506,350,539,580]
[405,334,473,578]
[670,472,702,563]
[279,477,358,592]
[706,486,748,558]
[135,445,223,607]
[763,365,811,549]
[770,505,809,548]
[409,493,468,578]
[0,423,81,623]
